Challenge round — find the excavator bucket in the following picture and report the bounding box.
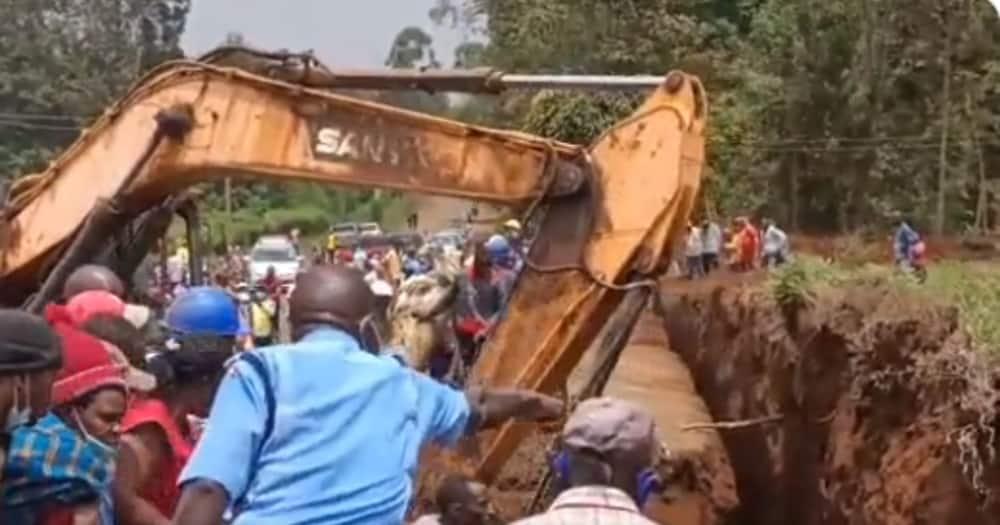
[426,72,707,486]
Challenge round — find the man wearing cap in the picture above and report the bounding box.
[514,397,663,525]
[53,264,157,344]
[66,289,152,332]
[0,310,64,483]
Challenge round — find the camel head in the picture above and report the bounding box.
[388,270,462,372]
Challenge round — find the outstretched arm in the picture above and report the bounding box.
[414,370,564,449]
[464,387,563,432]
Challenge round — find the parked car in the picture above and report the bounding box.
[430,229,465,251]
[358,222,383,236]
[331,221,384,239]
[249,235,302,283]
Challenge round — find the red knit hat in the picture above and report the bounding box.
[51,323,127,405]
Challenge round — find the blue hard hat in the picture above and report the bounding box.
[165,286,241,337]
[485,234,511,255]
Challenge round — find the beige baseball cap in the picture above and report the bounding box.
[562,397,660,465]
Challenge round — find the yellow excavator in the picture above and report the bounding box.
[0,46,706,489]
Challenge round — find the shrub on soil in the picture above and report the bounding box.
[770,256,1000,354]
[665,263,1000,521]
[760,256,1000,511]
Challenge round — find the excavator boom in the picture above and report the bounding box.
[0,48,706,484]
[199,46,667,94]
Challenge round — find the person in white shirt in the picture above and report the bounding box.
[512,397,662,525]
[700,219,722,274]
[762,218,790,267]
[353,247,368,270]
[684,223,704,280]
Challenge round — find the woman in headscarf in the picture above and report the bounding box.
[113,287,239,525]
[1,325,128,525]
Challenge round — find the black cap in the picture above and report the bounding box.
[0,310,63,374]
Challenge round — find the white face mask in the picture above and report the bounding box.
[72,409,117,457]
[5,376,31,432]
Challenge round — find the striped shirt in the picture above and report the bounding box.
[511,486,659,525]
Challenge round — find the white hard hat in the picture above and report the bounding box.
[503,219,522,231]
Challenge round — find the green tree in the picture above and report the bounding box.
[386,26,440,69]
[0,0,191,180]
[420,0,1000,233]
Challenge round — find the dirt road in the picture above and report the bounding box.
[559,273,746,524]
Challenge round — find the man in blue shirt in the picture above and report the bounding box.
[893,218,921,268]
[172,266,563,525]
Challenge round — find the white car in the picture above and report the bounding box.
[358,222,383,236]
[249,236,302,283]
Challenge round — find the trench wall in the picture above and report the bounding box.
[662,283,1000,525]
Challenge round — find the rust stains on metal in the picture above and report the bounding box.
[664,71,685,94]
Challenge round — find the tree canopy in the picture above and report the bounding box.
[5,1,1000,239]
[424,0,1000,234]
[0,0,189,179]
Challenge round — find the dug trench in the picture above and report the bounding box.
[655,275,1000,524]
[482,270,1000,524]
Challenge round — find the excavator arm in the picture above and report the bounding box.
[0,49,707,483]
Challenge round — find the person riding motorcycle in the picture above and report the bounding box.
[893,218,927,281]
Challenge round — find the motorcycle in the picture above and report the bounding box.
[897,241,928,283]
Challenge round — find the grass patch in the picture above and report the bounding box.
[768,255,1000,353]
[922,261,1000,352]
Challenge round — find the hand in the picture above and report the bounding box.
[528,393,565,422]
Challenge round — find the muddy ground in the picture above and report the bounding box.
[487,266,1000,524]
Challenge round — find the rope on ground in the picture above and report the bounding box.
[682,414,783,431]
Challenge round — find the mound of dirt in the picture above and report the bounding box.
[662,279,1000,524]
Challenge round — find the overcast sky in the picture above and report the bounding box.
[181,0,461,67]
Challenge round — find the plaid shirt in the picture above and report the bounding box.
[511,486,659,525]
[1,413,116,524]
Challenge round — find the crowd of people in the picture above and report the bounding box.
[680,216,791,279]
[680,215,930,282]
[0,216,674,524]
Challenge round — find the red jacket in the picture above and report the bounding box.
[740,224,760,264]
[121,398,194,517]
